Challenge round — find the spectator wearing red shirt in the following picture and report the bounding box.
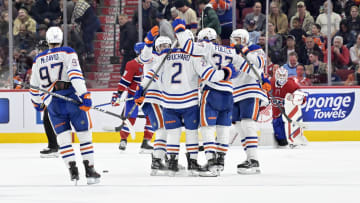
[292,64,312,86]
[324,36,350,70]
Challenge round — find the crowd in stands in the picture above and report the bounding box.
[0,0,101,89]
[2,0,360,89]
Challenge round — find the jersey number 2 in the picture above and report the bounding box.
[171,63,182,84]
[39,62,63,88]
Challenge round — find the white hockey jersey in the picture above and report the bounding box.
[29,46,87,106]
[142,48,228,109]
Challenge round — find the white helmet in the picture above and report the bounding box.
[230,29,249,46]
[46,26,63,44]
[155,36,172,52]
[275,66,288,86]
[197,28,217,41]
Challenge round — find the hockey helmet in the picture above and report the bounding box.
[230,29,249,46]
[155,36,172,53]
[134,42,145,55]
[46,26,63,44]
[275,66,288,86]
[197,27,217,42]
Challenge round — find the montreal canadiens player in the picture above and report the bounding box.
[111,42,154,153]
[29,27,100,184]
[270,66,307,147]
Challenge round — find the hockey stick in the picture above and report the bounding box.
[23,82,125,120]
[116,39,179,132]
[238,49,306,128]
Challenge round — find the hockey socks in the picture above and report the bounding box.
[237,120,259,161]
[153,128,167,159]
[200,126,216,160]
[185,129,199,159]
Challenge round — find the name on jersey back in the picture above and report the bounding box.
[166,53,190,61]
[40,53,59,64]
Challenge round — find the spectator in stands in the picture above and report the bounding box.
[34,24,47,43]
[277,35,302,66]
[156,13,175,42]
[210,0,232,39]
[289,1,314,35]
[133,0,157,38]
[334,20,356,49]
[311,23,326,52]
[269,1,288,35]
[324,36,350,70]
[0,53,10,88]
[315,1,341,39]
[268,22,283,64]
[0,10,8,36]
[305,51,328,81]
[119,13,137,75]
[0,0,18,19]
[71,0,101,60]
[247,20,260,45]
[257,34,266,51]
[14,24,35,53]
[293,64,312,86]
[30,0,62,27]
[175,0,198,36]
[300,36,324,65]
[346,6,360,35]
[198,0,221,35]
[13,8,36,35]
[244,1,266,34]
[332,0,355,18]
[156,0,175,21]
[170,6,179,23]
[303,0,324,18]
[283,52,299,77]
[15,0,34,14]
[288,17,306,49]
[350,33,360,71]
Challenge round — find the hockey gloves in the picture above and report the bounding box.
[234,44,250,56]
[261,73,271,92]
[145,26,159,47]
[222,63,239,80]
[172,17,186,33]
[134,85,145,106]
[79,92,92,112]
[111,91,123,106]
[31,100,45,112]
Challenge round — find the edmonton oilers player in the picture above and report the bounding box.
[111,42,154,153]
[135,23,238,176]
[29,27,100,184]
[230,29,271,174]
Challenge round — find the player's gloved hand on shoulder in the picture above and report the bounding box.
[234,44,250,56]
[111,91,123,106]
[222,63,239,80]
[79,92,92,112]
[261,73,271,92]
[145,26,159,47]
[172,17,186,33]
[31,100,45,112]
[134,85,145,106]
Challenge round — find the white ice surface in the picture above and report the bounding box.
[1,142,360,203]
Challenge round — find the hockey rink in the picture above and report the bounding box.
[1,142,359,203]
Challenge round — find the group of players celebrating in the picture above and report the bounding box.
[29,17,306,184]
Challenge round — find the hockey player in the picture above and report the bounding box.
[135,24,238,176]
[29,27,100,184]
[111,42,154,153]
[270,66,306,147]
[230,29,270,174]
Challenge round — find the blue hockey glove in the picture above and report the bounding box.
[222,63,239,80]
[145,26,159,47]
[172,17,186,33]
[261,73,271,92]
[134,85,144,106]
[31,100,45,112]
[79,92,92,112]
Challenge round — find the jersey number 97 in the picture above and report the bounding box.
[39,62,63,88]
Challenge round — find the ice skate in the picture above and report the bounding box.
[139,139,154,154]
[237,159,260,174]
[185,152,202,176]
[83,160,101,185]
[68,161,79,185]
[40,147,59,158]
[167,155,179,177]
[119,139,127,151]
[216,152,226,175]
[150,154,168,176]
[199,158,218,177]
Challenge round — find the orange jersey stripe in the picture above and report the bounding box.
[69,72,83,78]
[252,98,260,120]
[81,146,93,151]
[153,104,164,128]
[60,149,74,154]
[233,87,262,95]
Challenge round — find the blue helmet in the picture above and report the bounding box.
[134,42,145,55]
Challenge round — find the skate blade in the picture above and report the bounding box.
[216,166,224,176]
[86,177,100,185]
[40,153,59,158]
[237,167,261,175]
[199,171,218,177]
[102,126,116,132]
[187,170,199,177]
[139,149,153,154]
[150,169,168,176]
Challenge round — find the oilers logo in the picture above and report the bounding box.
[302,92,355,122]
